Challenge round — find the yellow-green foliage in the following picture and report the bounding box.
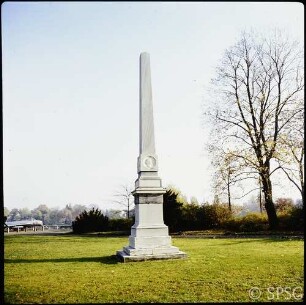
[239,213,269,232]
[4,234,304,303]
[277,205,304,230]
[225,213,269,232]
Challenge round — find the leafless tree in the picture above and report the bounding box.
[113,184,134,219]
[210,147,257,211]
[275,114,304,204]
[206,30,304,229]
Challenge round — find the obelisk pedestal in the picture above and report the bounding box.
[116,52,186,262]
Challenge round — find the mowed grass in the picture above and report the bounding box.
[4,234,304,303]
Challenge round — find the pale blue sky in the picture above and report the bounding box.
[2,2,304,210]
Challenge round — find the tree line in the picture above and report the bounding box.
[71,188,303,234]
[162,189,303,233]
[4,187,303,233]
[4,204,127,225]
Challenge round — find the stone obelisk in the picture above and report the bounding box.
[116,52,186,262]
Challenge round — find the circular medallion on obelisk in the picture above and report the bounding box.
[143,156,156,169]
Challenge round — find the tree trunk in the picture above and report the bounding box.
[301,185,304,206]
[300,166,304,206]
[259,190,263,214]
[259,176,263,213]
[260,166,278,229]
[127,198,130,219]
[227,182,232,212]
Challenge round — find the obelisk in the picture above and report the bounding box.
[116,52,186,262]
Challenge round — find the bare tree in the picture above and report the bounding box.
[211,148,255,211]
[206,30,304,229]
[113,184,134,219]
[275,115,304,204]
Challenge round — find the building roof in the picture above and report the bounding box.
[5,219,43,227]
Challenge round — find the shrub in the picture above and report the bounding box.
[224,213,269,232]
[278,204,304,230]
[181,203,203,231]
[72,208,109,233]
[163,189,184,232]
[202,203,233,229]
[238,213,269,232]
[223,217,242,231]
[109,217,134,231]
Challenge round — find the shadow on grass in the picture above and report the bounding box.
[74,231,130,238]
[208,236,304,246]
[5,255,119,265]
[5,231,130,237]
[4,232,130,243]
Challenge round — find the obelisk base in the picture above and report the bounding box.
[117,239,187,262]
[116,226,187,262]
[116,188,187,262]
[116,248,187,262]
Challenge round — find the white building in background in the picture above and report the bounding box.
[4,219,44,233]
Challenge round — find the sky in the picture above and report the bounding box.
[2,2,304,211]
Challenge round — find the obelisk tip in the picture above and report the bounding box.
[140,52,150,58]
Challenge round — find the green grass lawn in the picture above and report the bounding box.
[4,234,304,303]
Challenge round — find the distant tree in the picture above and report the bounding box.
[210,148,256,211]
[4,207,10,218]
[105,209,124,219]
[66,204,73,211]
[37,204,50,215]
[19,208,32,220]
[275,197,295,213]
[7,208,21,221]
[41,207,65,225]
[213,194,221,205]
[59,204,74,224]
[71,204,88,220]
[31,209,42,220]
[113,184,134,219]
[31,204,50,223]
[241,196,262,215]
[3,207,10,224]
[45,208,60,225]
[190,196,199,205]
[72,208,109,234]
[56,209,68,224]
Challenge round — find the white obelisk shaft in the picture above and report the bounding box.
[140,52,156,155]
[136,52,159,177]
